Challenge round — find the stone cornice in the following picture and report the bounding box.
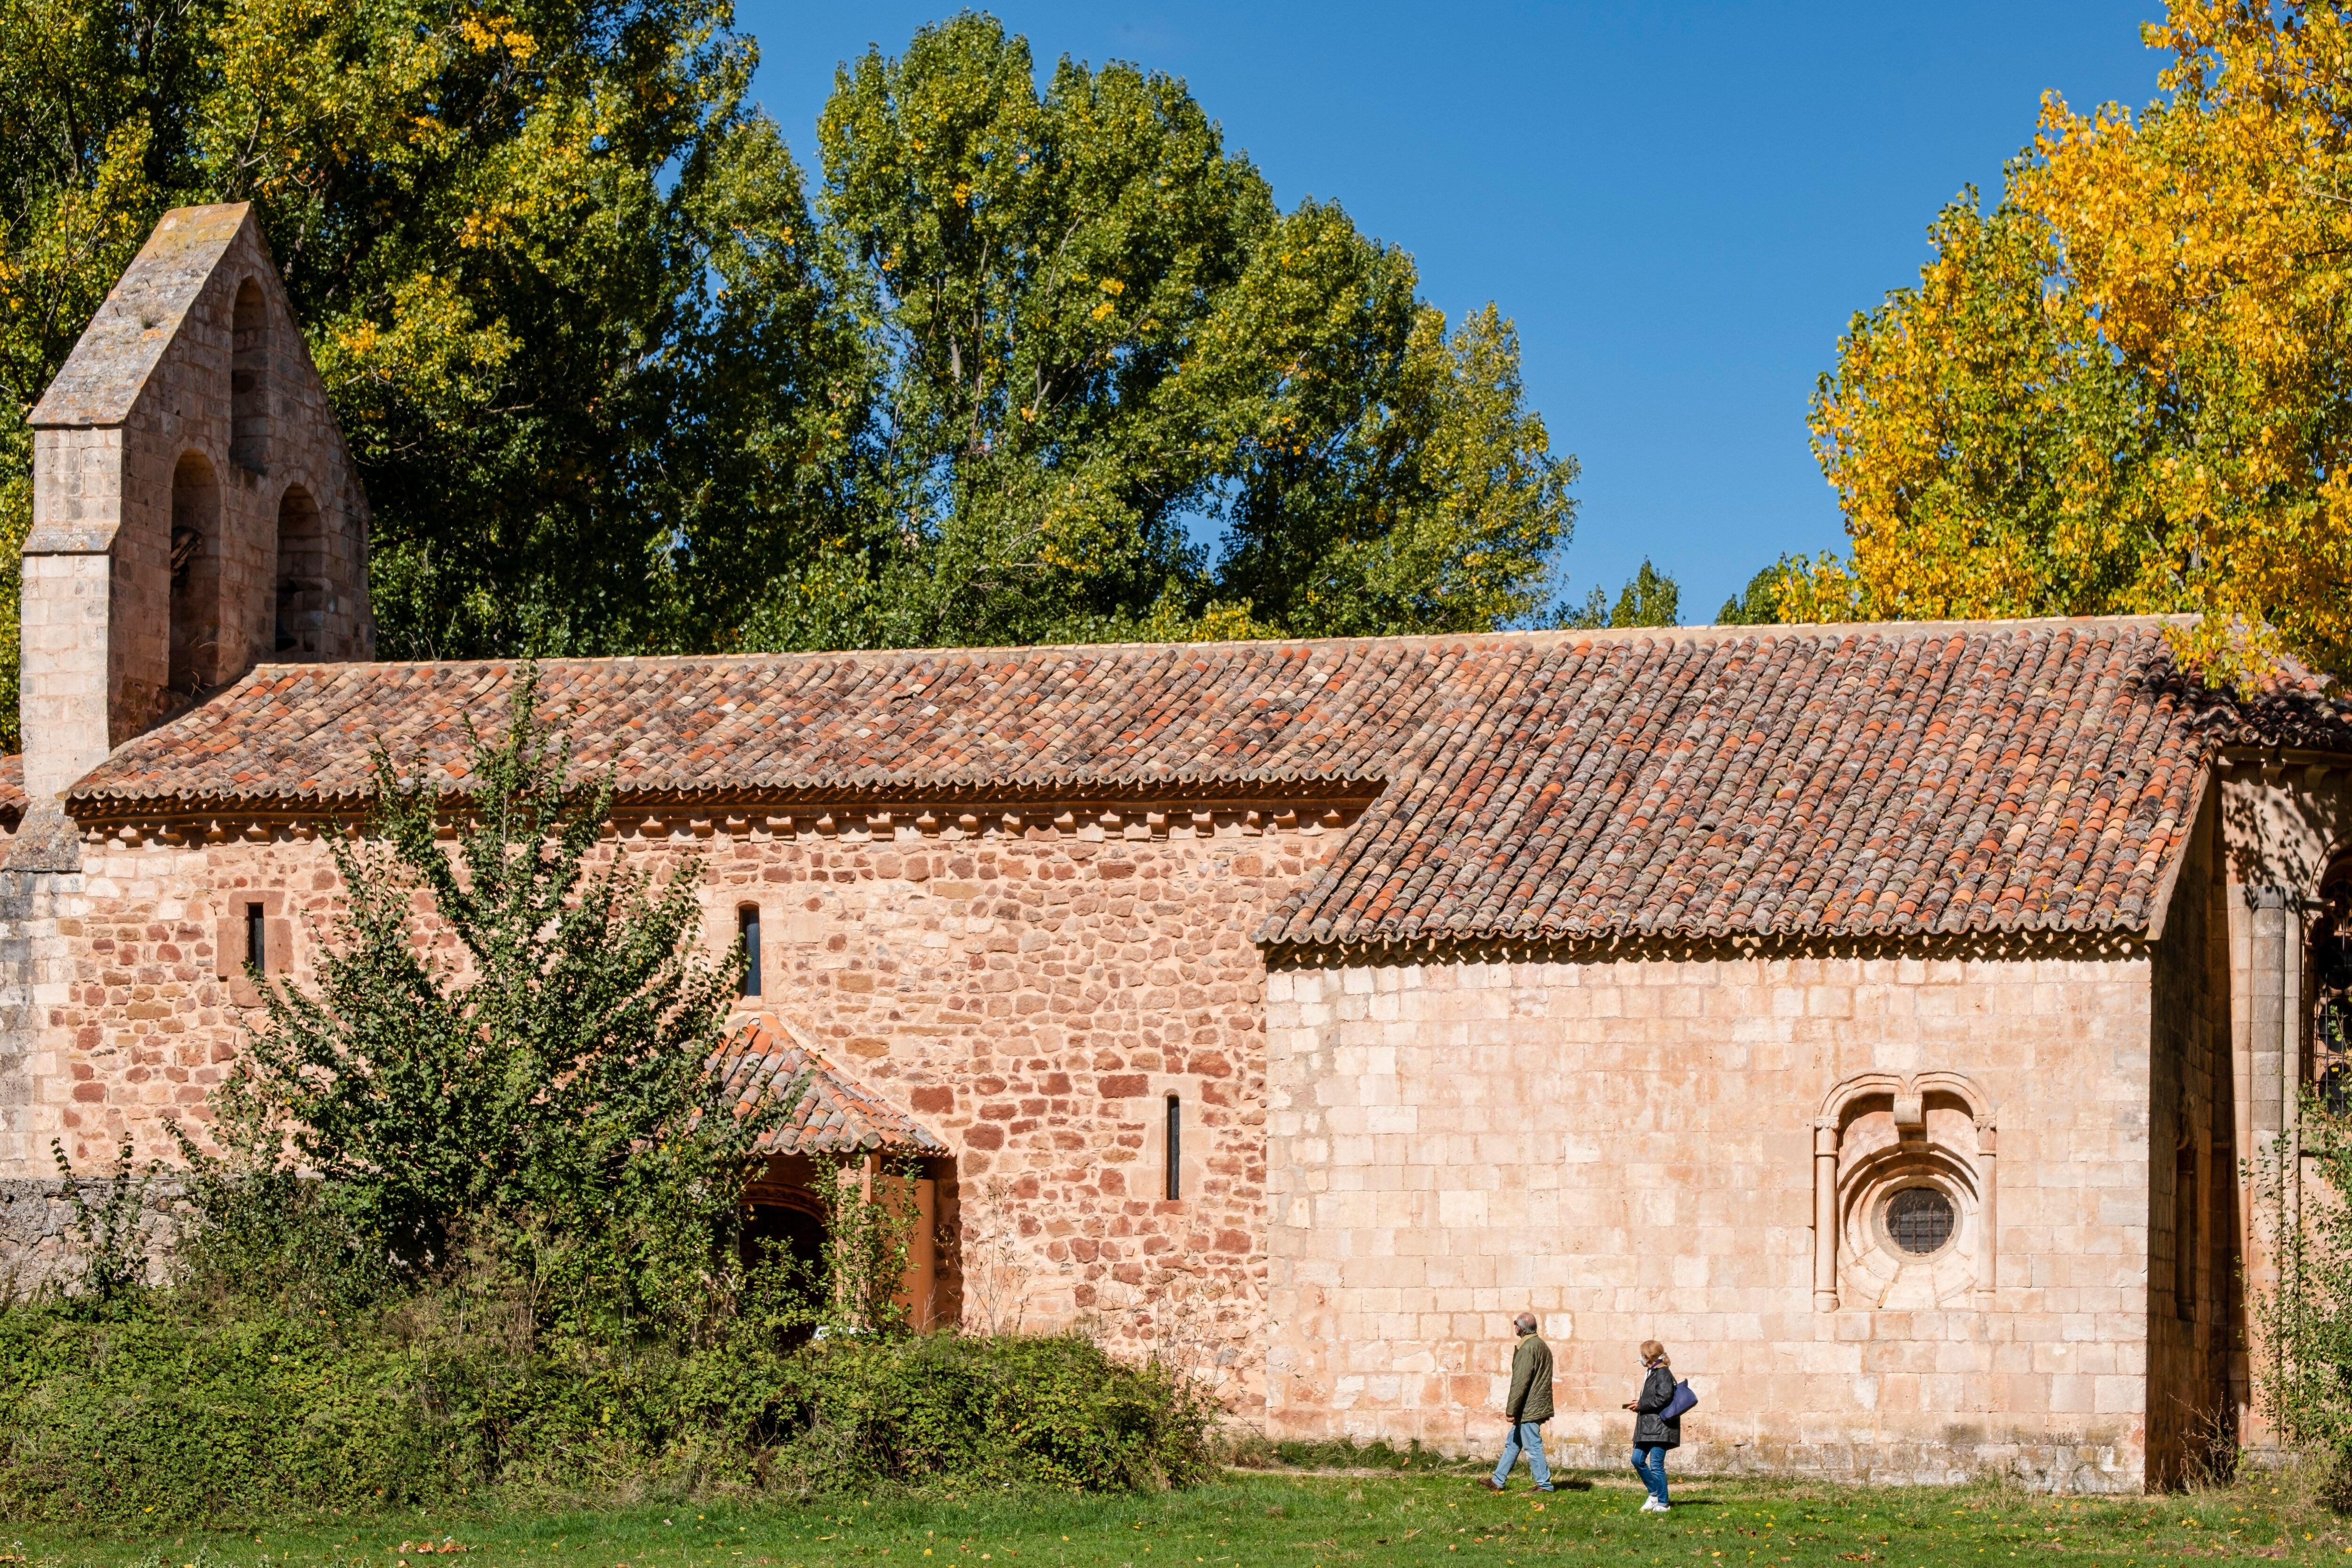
[75,789,1373,849]
[1263,926,2155,966]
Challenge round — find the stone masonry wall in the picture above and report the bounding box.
[1264,947,2161,1492]
[0,868,90,1178]
[1,807,1344,1415]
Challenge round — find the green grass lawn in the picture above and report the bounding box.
[7,1468,2346,1568]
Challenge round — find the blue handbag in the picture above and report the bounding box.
[1661,1379,1698,1421]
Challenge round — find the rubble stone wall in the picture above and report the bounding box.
[0,807,1345,1418]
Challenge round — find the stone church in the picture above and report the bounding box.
[5,203,2351,1493]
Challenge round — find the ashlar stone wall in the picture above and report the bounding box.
[1264,944,2164,1492]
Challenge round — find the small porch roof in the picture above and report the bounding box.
[720,1014,948,1157]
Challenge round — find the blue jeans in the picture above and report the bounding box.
[1492,1421,1552,1489]
[1631,1443,1670,1504]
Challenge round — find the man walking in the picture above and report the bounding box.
[1483,1312,1555,1492]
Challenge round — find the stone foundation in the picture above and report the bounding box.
[0,1174,180,1296]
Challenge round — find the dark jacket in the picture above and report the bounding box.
[1505,1333,1555,1424]
[1633,1364,1680,1448]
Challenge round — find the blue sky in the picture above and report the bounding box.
[733,0,2167,621]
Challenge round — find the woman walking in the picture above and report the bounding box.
[1621,1340,1679,1512]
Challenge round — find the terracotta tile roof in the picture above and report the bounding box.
[67,645,1406,809]
[63,616,2352,945]
[1263,618,2249,946]
[720,1014,947,1156]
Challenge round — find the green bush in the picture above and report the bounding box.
[0,1295,1213,1523]
[760,1333,1215,1494]
[0,686,1213,1527]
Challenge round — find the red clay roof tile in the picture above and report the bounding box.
[720,1015,946,1156]
[59,617,2352,946]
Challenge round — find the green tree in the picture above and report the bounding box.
[741,13,1577,648]
[209,0,854,663]
[1716,559,1797,625]
[1562,558,1680,630]
[0,0,204,748]
[1202,221,1577,638]
[6,6,1576,733]
[0,0,847,697]
[215,670,784,1339]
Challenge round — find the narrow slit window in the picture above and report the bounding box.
[246,902,267,975]
[739,904,762,998]
[1165,1094,1182,1201]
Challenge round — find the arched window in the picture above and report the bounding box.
[273,485,326,656]
[230,278,269,471]
[1812,1072,1996,1313]
[167,450,221,697]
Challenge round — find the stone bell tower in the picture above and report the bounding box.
[19,202,372,822]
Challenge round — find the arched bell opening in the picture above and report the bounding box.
[272,484,327,657]
[167,450,222,699]
[230,277,270,471]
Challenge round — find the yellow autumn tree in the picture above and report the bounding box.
[1804,0,2352,684]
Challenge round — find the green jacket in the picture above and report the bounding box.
[1506,1332,1555,1424]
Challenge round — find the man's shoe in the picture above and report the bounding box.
[1480,1479,1507,1492]
[1639,1498,1663,1512]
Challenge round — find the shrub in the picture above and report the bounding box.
[759,1333,1216,1494]
[211,666,787,1340]
[0,1300,453,1521]
[0,1289,1212,1523]
[2254,1095,2352,1501]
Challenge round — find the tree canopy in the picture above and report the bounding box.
[222,673,776,1332]
[1798,0,2352,685]
[0,5,1577,748]
[741,15,1579,650]
[1561,558,1681,629]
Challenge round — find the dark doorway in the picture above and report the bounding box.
[743,1199,826,1275]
